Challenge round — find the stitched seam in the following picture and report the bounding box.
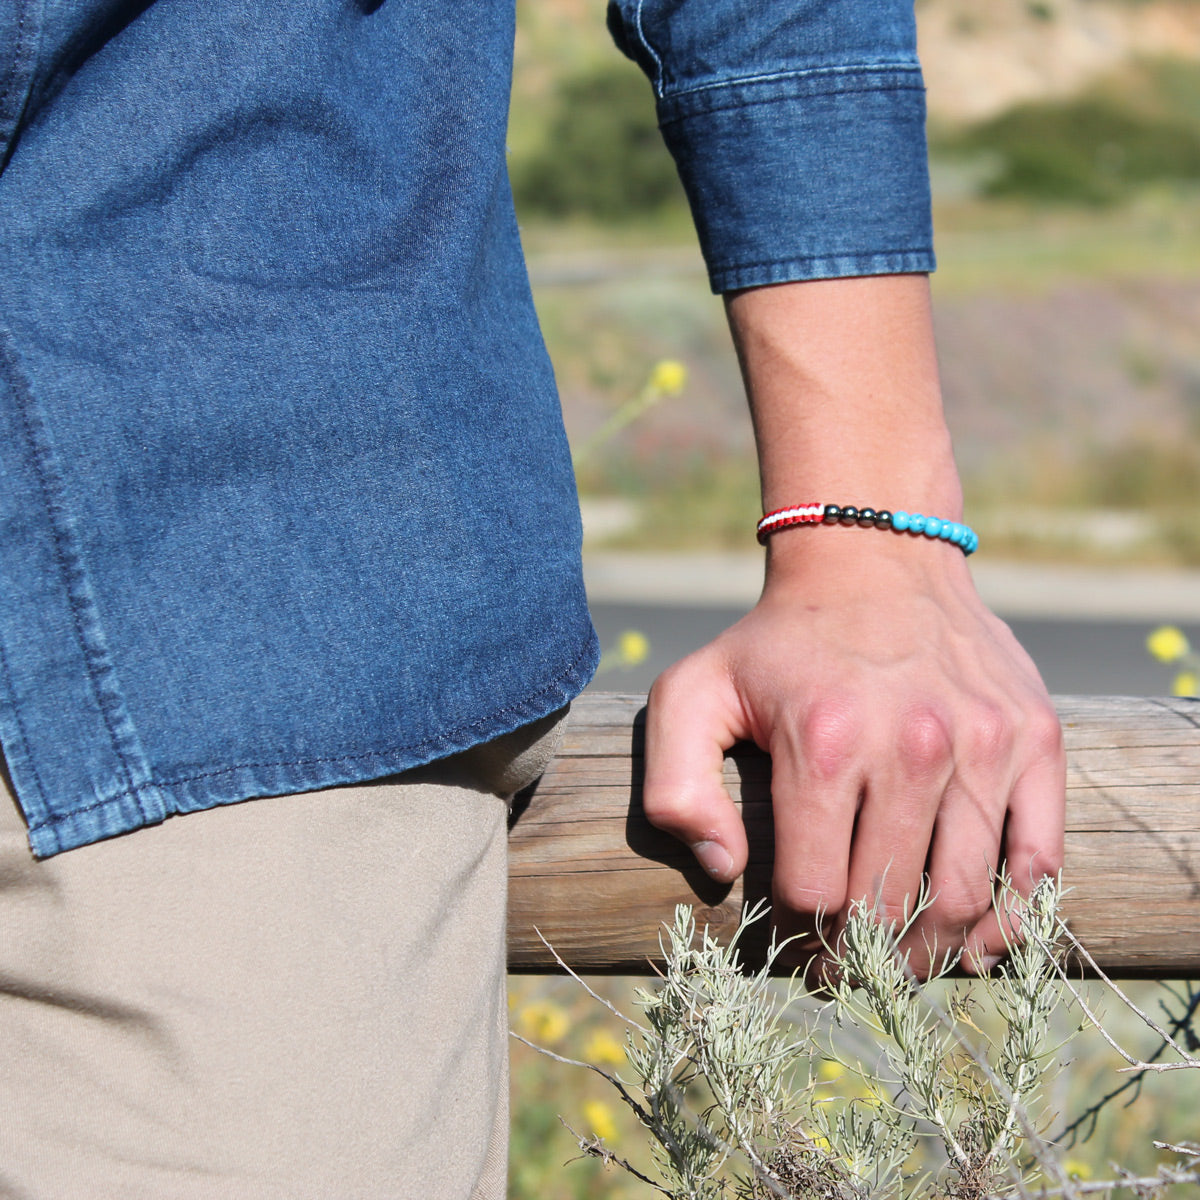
[0,0,37,152]
[0,335,142,809]
[0,3,30,114]
[26,633,596,833]
[633,0,665,97]
[0,637,48,806]
[658,80,924,128]
[662,61,921,103]
[715,248,933,273]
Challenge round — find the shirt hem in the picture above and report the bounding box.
[710,250,936,293]
[27,624,601,858]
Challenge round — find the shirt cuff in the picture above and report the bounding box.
[656,64,937,293]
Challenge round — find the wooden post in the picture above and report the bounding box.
[508,693,1200,978]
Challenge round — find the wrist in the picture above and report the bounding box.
[760,506,977,595]
[758,503,977,553]
[758,433,962,511]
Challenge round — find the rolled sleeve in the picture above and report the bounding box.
[608,0,936,292]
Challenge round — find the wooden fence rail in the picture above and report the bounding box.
[508,693,1200,978]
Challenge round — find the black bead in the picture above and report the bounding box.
[857,508,876,527]
[839,505,858,524]
[874,510,893,528]
[823,504,841,524]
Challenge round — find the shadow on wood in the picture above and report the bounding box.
[508,693,1200,978]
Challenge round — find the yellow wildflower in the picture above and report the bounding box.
[1173,670,1199,698]
[516,1000,570,1045]
[583,1099,618,1142]
[595,629,651,675]
[648,359,687,396]
[1064,1159,1093,1180]
[615,629,649,666]
[583,1028,627,1066]
[1147,625,1190,663]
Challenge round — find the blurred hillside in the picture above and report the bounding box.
[514,0,1200,121]
[919,0,1200,120]
[513,0,1200,215]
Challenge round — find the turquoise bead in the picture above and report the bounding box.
[817,505,975,555]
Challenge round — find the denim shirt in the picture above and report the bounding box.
[0,0,933,856]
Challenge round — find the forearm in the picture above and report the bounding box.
[727,274,975,599]
[728,274,961,523]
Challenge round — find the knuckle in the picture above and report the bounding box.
[642,788,698,833]
[897,707,952,774]
[870,890,915,928]
[800,701,860,781]
[1025,705,1065,760]
[646,658,694,708]
[1035,849,1065,882]
[932,883,993,933]
[1009,838,1064,886]
[965,702,1012,769]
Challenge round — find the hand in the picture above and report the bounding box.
[642,531,1065,978]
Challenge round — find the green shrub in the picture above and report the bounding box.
[511,60,687,222]
[957,99,1200,205]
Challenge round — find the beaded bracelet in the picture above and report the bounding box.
[756,503,979,556]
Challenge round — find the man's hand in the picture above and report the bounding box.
[641,274,1066,977]
[643,534,1064,977]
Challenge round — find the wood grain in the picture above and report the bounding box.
[508,693,1200,977]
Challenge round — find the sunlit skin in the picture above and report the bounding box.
[642,274,1067,978]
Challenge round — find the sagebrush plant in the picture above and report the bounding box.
[526,881,1200,1199]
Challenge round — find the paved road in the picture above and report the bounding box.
[587,601,1197,697]
[582,552,1200,696]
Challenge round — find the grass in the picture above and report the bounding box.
[929,190,1200,296]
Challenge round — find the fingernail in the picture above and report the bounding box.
[973,954,1003,975]
[691,840,734,879]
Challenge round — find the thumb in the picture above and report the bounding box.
[643,656,750,883]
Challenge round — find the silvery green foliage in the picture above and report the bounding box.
[622,901,827,1199]
[823,877,1066,1199]
[561,879,1200,1198]
[569,881,1071,1198]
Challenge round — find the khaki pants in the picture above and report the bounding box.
[0,711,565,1199]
